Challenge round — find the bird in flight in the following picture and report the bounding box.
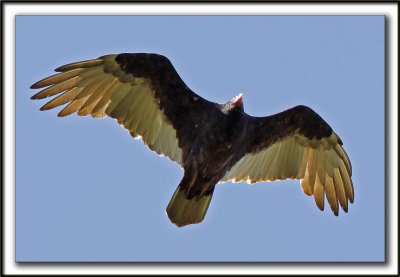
[31,53,353,227]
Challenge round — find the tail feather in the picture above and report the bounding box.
[166,186,214,227]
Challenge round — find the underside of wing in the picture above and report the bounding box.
[30,54,199,165]
[220,106,353,216]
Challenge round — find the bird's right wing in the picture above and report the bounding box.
[220,105,353,216]
[31,53,218,166]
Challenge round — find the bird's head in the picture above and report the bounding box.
[231,93,243,109]
[221,93,244,116]
[227,93,244,112]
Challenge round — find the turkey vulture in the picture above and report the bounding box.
[30,53,353,227]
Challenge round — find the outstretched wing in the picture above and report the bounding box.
[221,105,353,216]
[31,53,217,165]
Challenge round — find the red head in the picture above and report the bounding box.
[231,93,244,110]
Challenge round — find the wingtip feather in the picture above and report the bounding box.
[30,83,40,89]
[55,59,103,72]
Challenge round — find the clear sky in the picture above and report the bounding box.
[16,15,384,262]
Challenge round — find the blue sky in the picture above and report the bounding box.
[16,15,384,262]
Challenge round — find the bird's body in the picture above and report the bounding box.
[31,53,354,227]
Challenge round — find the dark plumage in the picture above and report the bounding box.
[31,53,354,227]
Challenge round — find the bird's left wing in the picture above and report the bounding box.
[31,53,217,165]
[220,105,353,216]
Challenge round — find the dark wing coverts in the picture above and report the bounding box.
[221,106,353,216]
[31,53,215,165]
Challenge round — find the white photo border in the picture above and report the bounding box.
[3,2,398,275]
